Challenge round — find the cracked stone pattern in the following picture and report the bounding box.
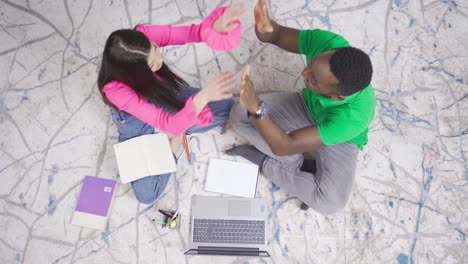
[0,0,467,263]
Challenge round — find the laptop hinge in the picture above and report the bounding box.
[196,246,260,256]
[184,247,270,257]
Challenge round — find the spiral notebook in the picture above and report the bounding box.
[71,176,117,230]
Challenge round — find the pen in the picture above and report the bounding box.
[170,210,179,222]
[183,133,191,163]
[158,209,174,218]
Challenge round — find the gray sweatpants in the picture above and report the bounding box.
[229,92,358,215]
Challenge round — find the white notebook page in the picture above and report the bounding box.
[205,158,259,198]
[113,134,176,183]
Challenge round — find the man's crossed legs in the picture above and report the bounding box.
[227,92,358,214]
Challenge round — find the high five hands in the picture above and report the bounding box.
[209,0,276,114]
[239,65,261,114]
[214,0,273,34]
[239,0,275,114]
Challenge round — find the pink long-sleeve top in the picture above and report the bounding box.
[102,7,241,135]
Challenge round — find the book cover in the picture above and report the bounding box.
[71,176,117,230]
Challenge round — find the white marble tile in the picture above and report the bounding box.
[1,0,467,263]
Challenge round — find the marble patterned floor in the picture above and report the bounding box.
[1,0,467,263]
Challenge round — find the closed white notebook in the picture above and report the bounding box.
[113,134,176,184]
[205,158,259,198]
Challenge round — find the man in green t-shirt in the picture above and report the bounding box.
[226,0,375,214]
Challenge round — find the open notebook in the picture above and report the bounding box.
[113,134,177,184]
[71,176,117,230]
[205,158,259,198]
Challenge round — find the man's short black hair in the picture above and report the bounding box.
[329,47,373,96]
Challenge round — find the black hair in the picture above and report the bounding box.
[97,29,187,112]
[329,47,373,96]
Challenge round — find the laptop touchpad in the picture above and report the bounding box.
[228,200,251,217]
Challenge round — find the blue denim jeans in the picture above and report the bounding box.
[110,87,233,204]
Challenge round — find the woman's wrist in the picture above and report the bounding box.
[199,6,242,51]
[193,91,209,115]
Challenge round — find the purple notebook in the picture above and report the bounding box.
[75,176,117,216]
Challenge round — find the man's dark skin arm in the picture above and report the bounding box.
[253,0,300,53]
[246,0,324,156]
[253,116,325,156]
[239,65,325,156]
[255,20,301,54]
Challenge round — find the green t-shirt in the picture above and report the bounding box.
[298,29,375,150]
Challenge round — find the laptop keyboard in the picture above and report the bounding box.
[193,219,265,244]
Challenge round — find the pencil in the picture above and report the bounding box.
[183,133,191,162]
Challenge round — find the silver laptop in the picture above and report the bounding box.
[185,196,270,257]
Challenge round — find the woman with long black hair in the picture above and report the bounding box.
[97,4,246,204]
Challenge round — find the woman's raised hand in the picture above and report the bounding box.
[213,3,247,33]
[200,72,236,102]
[193,72,236,114]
